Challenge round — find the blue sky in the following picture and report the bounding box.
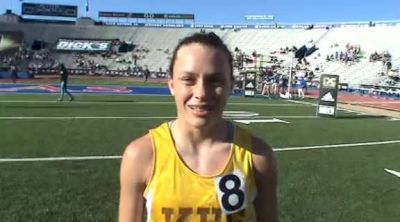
[1,0,399,24]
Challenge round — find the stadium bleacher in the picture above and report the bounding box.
[0,11,399,93]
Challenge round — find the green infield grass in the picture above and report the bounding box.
[0,93,399,222]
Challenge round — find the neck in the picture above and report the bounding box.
[172,119,228,147]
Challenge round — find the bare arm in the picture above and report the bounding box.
[252,136,279,222]
[119,134,153,222]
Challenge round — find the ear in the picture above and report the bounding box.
[168,78,175,96]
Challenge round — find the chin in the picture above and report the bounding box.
[188,115,222,129]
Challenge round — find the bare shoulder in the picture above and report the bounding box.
[251,135,277,179]
[120,133,154,184]
[119,134,153,222]
[123,133,153,159]
[251,135,279,222]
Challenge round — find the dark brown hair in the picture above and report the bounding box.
[169,32,233,79]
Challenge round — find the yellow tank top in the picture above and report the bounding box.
[144,122,258,222]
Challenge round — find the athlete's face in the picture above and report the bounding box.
[169,43,232,128]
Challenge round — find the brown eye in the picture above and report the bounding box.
[180,77,195,85]
[210,78,225,86]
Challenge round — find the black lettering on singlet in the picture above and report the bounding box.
[177,208,193,222]
[227,209,246,222]
[212,207,222,222]
[161,208,173,222]
[197,208,209,222]
[197,207,223,222]
[161,207,238,222]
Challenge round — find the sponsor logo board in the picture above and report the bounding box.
[55,39,112,52]
[317,74,339,117]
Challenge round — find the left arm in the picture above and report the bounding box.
[252,136,279,222]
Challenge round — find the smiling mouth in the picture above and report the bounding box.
[188,105,212,114]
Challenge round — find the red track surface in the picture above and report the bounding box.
[307,90,400,111]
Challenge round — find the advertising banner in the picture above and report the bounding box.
[99,11,194,20]
[244,15,274,21]
[55,39,112,52]
[317,74,339,117]
[243,71,256,97]
[22,3,78,18]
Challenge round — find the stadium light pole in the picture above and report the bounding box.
[287,51,295,99]
[85,0,89,17]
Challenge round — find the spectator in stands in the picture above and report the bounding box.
[57,64,74,102]
[119,32,278,222]
[306,70,314,83]
[386,61,392,75]
[132,54,138,65]
[326,55,331,62]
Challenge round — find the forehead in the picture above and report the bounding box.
[174,43,230,75]
[177,43,228,59]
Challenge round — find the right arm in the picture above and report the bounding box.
[119,134,153,222]
[251,136,279,222]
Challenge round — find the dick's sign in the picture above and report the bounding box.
[55,39,112,52]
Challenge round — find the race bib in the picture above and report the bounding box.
[215,170,247,215]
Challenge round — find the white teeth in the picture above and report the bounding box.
[189,106,209,111]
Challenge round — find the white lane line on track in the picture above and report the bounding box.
[0,115,319,120]
[384,168,400,178]
[352,101,400,104]
[1,140,399,162]
[0,100,174,105]
[0,116,174,120]
[234,118,290,124]
[274,140,400,152]
[0,156,120,162]
[0,100,309,106]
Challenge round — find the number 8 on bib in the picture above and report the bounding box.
[215,169,247,214]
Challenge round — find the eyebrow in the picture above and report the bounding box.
[182,71,225,76]
[182,71,197,76]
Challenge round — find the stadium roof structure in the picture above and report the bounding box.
[2,9,400,31]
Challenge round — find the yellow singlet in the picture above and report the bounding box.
[144,122,258,222]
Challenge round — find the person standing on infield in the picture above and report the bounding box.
[57,64,74,102]
[10,65,17,83]
[119,32,278,222]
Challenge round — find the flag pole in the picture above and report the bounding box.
[288,51,294,99]
[85,0,89,17]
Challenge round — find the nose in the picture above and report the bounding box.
[193,80,208,99]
